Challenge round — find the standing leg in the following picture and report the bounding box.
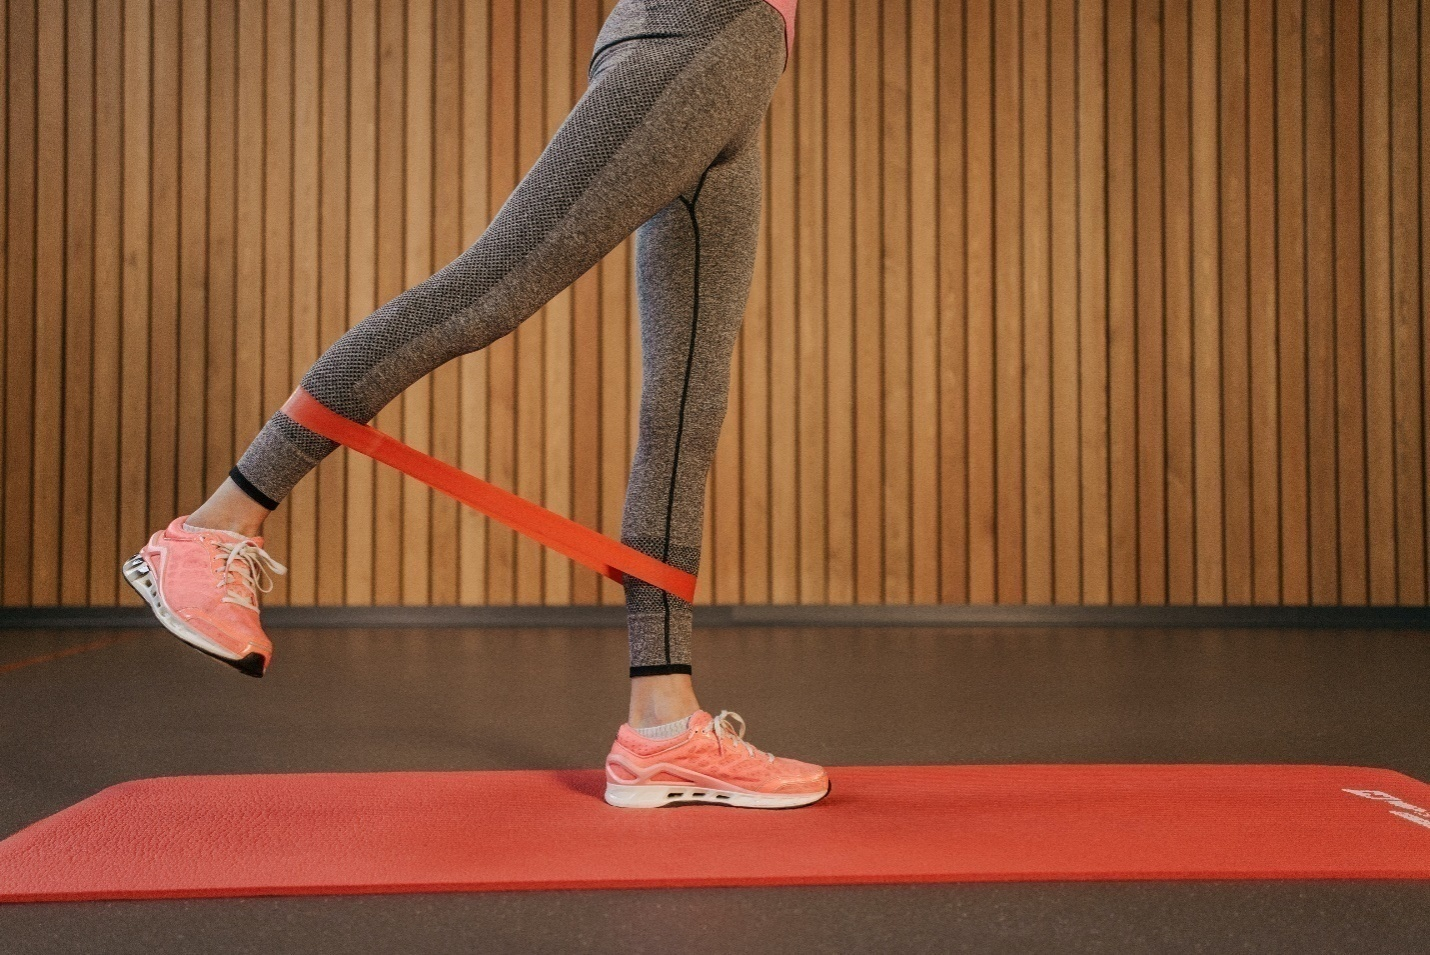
[623,124,764,722]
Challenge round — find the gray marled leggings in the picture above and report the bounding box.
[230,0,788,677]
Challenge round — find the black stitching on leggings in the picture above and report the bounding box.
[656,167,713,664]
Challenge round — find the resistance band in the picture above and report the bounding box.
[280,387,697,603]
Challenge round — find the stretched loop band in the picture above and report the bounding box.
[280,387,698,603]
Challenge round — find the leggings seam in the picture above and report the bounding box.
[588,32,683,79]
[658,166,713,664]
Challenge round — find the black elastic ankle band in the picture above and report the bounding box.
[630,664,693,678]
[228,466,279,511]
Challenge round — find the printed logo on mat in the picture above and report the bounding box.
[1343,789,1430,830]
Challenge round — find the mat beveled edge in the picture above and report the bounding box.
[6,865,1430,905]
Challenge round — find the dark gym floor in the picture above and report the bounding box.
[1,623,1427,954]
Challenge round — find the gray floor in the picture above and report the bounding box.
[1,624,1427,954]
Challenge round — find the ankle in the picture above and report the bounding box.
[628,673,700,728]
[188,480,269,539]
[629,705,699,729]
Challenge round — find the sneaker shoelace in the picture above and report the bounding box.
[709,710,775,763]
[209,538,288,612]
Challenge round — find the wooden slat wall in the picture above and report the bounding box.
[3,0,1427,608]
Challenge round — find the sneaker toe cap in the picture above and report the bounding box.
[771,758,829,794]
[176,607,273,657]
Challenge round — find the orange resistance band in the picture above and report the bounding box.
[280,388,698,603]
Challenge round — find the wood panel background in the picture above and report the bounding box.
[2,0,1427,608]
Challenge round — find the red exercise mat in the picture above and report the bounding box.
[2,764,1427,902]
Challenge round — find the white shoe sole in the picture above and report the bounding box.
[122,553,267,677]
[604,780,831,809]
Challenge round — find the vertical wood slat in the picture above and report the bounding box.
[1163,0,1193,605]
[1078,0,1108,604]
[1389,0,1425,604]
[909,0,938,604]
[35,0,65,605]
[850,0,882,604]
[1276,0,1308,604]
[1190,0,1223,605]
[1363,0,1395,604]
[6,0,36,606]
[5,0,1430,610]
[1305,0,1337,605]
[1422,0,1430,605]
[88,0,122,605]
[822,0,854,605]
[1106,0,1134,604]
[1221,0,1253,606]
[1248,0,1280,604]
[62,0,95,605]
[992,0,1022,602]
[1134,0,1166,605]
[796,0,829,604]
[965,0,994,605]
[1334,0,1369,605]
[0,0,9,596]
[938,0,968,605]
[1051,0,1079,604]
[881,0,910,604]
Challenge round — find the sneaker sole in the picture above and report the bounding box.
[122,553,267,678]
[603,778,831,809]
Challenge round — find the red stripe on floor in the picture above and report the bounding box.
[0,634,140,677]
[1,764,1427,902]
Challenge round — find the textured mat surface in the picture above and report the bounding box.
[2,764,1427,902]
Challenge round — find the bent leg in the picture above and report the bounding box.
[230,0,787,509]
[621,123,763,677]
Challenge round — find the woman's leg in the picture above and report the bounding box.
[193,0,787,527]
[623,128,764,725]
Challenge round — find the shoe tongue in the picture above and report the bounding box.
[687,710,714,731]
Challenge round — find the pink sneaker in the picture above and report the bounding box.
[122,515,287,678]
[604,709,831,809]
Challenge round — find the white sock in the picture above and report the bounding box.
[183,522,246,540]
[631,713,695,740]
